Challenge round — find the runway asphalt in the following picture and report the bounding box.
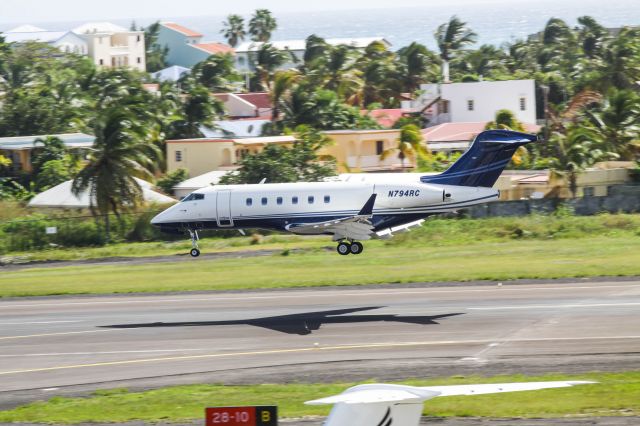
[0,279,639,416]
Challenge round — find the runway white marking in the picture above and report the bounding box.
[0,349,206,357]
[0,320,83,325]
[469,302,640,310]
[1,335,639,376]
[0,329,117,341]
[0,283,637,309]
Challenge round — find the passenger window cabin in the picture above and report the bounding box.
[277,197,283,205]
[261,197,268,205]
[324,195,330,203]
[308,196,315,204]
[246,198,252,206]
[292,196,299,204]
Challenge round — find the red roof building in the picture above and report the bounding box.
[193,43,235,55]
[422,122,541,152]
[362,109,406,128]
[161,22,203,38]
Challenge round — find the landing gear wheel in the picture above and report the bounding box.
[337,242,350,256]
[350,242,364,255]
[190,248,200,257]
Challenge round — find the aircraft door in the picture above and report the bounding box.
[216,190,234,227]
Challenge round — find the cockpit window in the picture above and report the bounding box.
[182,193,204,202]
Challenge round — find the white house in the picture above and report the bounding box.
[403,80,537,126]
[2,25,88,55]
[234,37,391,73]
[72,22,146,71]
[151,65,191,82]
[157,22,234,68]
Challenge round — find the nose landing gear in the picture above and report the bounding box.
[188,229,200,257]
[336,240,364,256]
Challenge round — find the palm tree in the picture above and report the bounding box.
[549,125,615,197]
[169,85,223,139]
[381,124,429,170]
[356,41,401,107]
[270,69,300,122]
[396,42,439,93]
[220,14,246,48]
[249,9,277,43]
[250,43,289,91]
[434,16,477,82]
[583,89,640,160]
[190,54,239,92]
[72,108,160,241]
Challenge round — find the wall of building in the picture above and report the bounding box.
[415,80,537,125]
[223,94,258,117]
[80,32,145,70]
[468,185,640,217]
[443,80,536,124]
[157,26,209,68]
[167,140,236,177]
[321,130,405,172]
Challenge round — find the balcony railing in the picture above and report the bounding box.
[346,155,413,171]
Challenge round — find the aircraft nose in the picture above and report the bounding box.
[151,210,167,226]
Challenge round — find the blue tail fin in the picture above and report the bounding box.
[421,129,537,187]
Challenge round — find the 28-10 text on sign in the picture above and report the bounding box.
[205,406,277,426]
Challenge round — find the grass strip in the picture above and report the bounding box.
[1,235,640,298]
[0,372,638,423]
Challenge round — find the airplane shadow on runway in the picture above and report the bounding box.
[100,307,464,335]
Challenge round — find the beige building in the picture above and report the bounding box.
[166,129,406,177]
[320,129,406,172]
[167,136,296,177]
[496,162,634,200]
[73,22,145,71]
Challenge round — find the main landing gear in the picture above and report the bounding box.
[336,240,364,256]
[188,229,200,257]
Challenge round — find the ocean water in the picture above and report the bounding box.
[3,0,639,50]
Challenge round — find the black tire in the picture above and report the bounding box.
[350,242,364,255]
[190,248,200,257]
[336,242,350,256]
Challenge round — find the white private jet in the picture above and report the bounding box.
[306,381,595,426]
[151,130,537,256]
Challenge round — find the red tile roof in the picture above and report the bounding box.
[162,22,203,38]
[422,122,541,143]
[193,42,235,55]
[362,109,405,128]
[236,92,273,110]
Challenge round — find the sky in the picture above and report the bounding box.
[0,0,548,24]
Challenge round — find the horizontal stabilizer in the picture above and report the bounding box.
[422,380,597,397]
[306,381,596,426]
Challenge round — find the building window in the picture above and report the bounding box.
[467,99,474,111]
[441,100,449,114]
[246,198,252,206]
[99,59,104,65]
[136,35,141,42]
[376,140,384,155]
[277,197,283,205]
[324,195,330,203]
[308,196,315,204]
[520,97,526,111]
[583,187,595,197]
[137,57,141,64]
[292,196,299,204]
[175,150,182,162]
[261,197,268,205]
